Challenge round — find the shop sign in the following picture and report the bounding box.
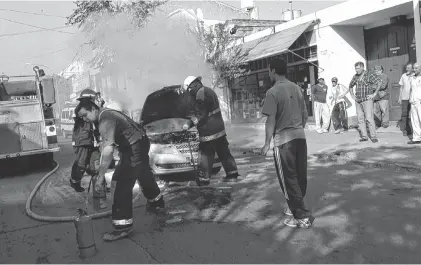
[306,88,311,96]
[389,47,400,54]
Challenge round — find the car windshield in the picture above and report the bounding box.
[141,85,195,125]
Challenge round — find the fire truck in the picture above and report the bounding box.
[0,66,59,170]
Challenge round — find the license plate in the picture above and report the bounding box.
[186,156,198,165]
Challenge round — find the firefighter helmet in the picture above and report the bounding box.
[77,88,98,101]
[183,76,202,90]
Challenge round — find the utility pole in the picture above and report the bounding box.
[414,0,421,63]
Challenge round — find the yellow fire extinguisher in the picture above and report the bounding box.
[74,208,97,259]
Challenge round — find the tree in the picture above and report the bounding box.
[192,21,248,88]
[66,0,166,70]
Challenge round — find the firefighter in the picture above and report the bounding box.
[182,76,239,186]
[75,98,164,242]
[69,89,104,192]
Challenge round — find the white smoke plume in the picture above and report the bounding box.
[92,6,214,111]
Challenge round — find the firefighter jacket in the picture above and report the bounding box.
[188,85,226,142]
[72,117,99,147]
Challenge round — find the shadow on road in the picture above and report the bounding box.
[2,144,421,263]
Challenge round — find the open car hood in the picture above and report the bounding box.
[141,85,195,126]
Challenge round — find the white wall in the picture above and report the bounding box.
[316,25,366,120]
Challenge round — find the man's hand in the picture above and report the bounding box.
[95,174,105,192]
[260,144,270,156]
[367,93,376,100]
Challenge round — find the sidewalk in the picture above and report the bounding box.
[226,123,421,171]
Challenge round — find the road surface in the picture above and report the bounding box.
[1,131,420,263]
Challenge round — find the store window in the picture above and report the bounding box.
[230,71,272,124]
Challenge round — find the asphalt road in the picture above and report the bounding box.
[1,131,420,263]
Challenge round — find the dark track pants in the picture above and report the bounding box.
[71,146,96,183]
[273,139,310,219]
[197,136,238,180]
[111,137,161,231]
[331,102,348,130]
[400,100,412,135]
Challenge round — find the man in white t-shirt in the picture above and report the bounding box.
[328,77,348,134]
[409,63,421,144]
[399,63,414,136]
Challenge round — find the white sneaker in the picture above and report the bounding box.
[322,129,329,133]
[317,129,323,134]
[334,129,342,134]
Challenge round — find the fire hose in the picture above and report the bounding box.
[25,160,142,222]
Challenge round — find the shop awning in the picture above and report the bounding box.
[239,20,317,63]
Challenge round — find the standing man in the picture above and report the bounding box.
[76,99,164,242]
[182,76,239,186]
[409,63,421,144]
[373,65,390,129]
[311,78,330,133]
[328,77,348,134]
[344,61,382,143]
[398,63,414,136]
[260,58,314,228]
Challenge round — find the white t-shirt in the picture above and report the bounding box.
[410,75,421,104]
[399,73,413,101]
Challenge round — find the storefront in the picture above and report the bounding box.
[228,28,318,124]
[231,0,421,126]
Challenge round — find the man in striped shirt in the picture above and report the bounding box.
[346,61,382,143]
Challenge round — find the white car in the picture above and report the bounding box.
[141,85,222,181]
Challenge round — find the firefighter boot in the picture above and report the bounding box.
[103,227,133,242]
[146,195,166,215]
[70,179,85,192]
[223,173,240,182]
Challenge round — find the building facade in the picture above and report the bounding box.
[230,0,421,125]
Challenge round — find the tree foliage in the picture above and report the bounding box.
[66,0,166,69]
[193,21,247,87]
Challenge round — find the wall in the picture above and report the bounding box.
[414,0,421,62]
[316,25,366,124]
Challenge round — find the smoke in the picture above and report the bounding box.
[93,6,214,111]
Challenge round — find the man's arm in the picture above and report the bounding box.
[398,75,404,102]
[97,119,116,179]
[187,88,208,128]
[261,92,277,147]
[326,85,334,105]
[369,73,383,97]
[300,91,308,127]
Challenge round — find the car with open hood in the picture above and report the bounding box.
[141,85,222,180]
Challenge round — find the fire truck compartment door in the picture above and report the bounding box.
[0,102,43,124]
[19,122,44,151]
[0,123,21,155]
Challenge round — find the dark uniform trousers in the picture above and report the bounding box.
[111,136,161,231]
[71,146,99,183]
[197,136,238,180]
[273,139,310,219]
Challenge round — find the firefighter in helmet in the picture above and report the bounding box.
[182,76,239,186]
[70,88,104,192]
[75,95,164,241]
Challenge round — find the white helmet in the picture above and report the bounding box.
[183,76,202,90]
